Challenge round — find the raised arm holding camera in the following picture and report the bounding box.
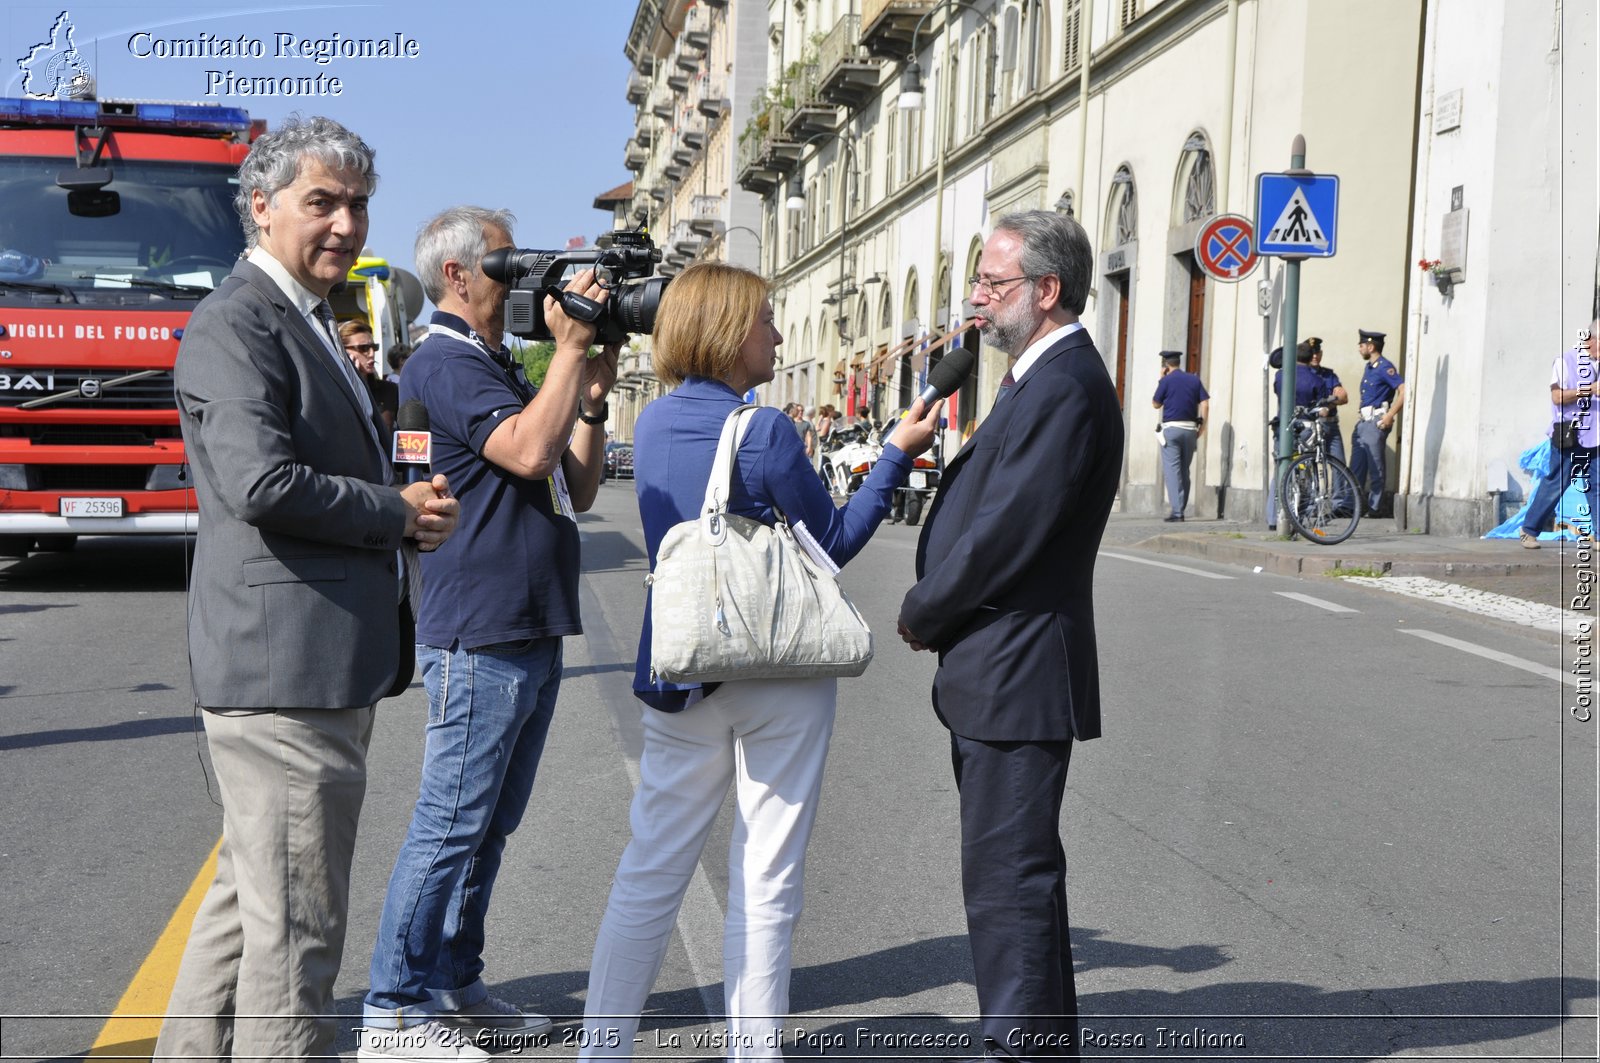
[359,206,615,1062]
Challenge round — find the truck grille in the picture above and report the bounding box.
[0,370,177,410]
[37,465,152,490]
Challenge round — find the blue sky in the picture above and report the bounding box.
[3,1,639,294]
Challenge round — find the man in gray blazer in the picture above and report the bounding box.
[153,115,458,1063]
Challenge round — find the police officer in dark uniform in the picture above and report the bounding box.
[1268,340,1344,525]
[1304,336,1349,466]
[1152,349,1209,521]
[1348,328,1406,517]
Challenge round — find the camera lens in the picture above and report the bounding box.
[612,276,670,335]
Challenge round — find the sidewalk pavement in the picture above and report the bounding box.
[1104,512,1596,610]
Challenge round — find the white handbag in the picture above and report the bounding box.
[647,405,874,684]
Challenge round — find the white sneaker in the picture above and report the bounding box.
[436,994,552,1038]
[358,1020,491,1062]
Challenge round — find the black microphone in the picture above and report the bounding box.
[393,399,433,484]
[917,345,977,406]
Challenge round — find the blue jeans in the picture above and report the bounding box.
[1522,445,1599,537]
[364,637,562,1023]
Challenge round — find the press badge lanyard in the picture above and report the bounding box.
[426,322,576,521]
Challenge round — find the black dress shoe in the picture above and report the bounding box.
[1162,514,1184,522]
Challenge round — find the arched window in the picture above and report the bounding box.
[1108,165,1137,248]
[904,271,921,333]
[936,257,952,327]
[879,289,893,333]
[1178,132,1215,223]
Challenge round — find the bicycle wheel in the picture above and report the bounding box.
[1279,455,1361,545]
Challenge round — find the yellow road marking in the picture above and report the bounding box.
[87,836,220,1060]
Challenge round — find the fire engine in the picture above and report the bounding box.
[0,95,418,556]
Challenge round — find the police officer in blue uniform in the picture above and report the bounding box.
[1348,328,1406,517]
[1151,349,1209,521]
[1304,336,1349,467]
[1268,340,1343,526]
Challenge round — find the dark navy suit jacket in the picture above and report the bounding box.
[901,326,1123,742]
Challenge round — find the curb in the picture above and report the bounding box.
[1136,532,1573,579]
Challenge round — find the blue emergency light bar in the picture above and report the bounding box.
[0,97,251,134]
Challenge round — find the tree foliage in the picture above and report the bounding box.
[513,341,556,387]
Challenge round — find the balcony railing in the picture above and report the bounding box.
[689,194,725,236]
[816,15,883,108]
[782,63,839,140]
[626,72,649,104]
[683,4,711,50]
[860,0,935,59]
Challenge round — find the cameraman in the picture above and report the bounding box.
[360,206,617,1062]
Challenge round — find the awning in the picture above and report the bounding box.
[870,317,977,376]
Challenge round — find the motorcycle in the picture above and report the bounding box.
[822,421,883,498]
[881,412,942,526]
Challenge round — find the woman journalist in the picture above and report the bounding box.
[579,262,941,1060]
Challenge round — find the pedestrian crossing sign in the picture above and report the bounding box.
[1255,173,1339,258]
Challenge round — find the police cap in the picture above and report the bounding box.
[1358,329,1386,351]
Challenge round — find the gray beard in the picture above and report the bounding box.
[979,316,1031,355]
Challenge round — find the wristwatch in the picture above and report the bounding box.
[578,401,608,426]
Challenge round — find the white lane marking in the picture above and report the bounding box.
[1275,591,1358,613]
[1345,575,1584,634]
[1401,629,1576,688]
[1100,551,1235,580]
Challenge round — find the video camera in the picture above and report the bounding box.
[480,229,669,346]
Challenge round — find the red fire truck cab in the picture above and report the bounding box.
[0,95,256,555]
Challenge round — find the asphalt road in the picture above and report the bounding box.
[1,485,1595,1061]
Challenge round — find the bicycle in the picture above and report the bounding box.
[1276,405,1361,545]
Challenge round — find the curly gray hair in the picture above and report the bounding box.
[234,115,378,249]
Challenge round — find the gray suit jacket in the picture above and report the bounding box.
[177,259,411,709]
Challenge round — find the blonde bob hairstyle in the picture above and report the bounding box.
[650,262,770,389]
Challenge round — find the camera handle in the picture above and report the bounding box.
[542,284,605,324]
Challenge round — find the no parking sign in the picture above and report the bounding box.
[1193,214,1258,281]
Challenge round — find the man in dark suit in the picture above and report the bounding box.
[153,116,458,1063]
[898,210,1123,1061]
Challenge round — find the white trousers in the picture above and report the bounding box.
[580,676,837,1061]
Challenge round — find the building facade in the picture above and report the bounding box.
[614,0,1598,531]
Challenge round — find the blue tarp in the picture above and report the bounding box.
[1483,437,1593,540]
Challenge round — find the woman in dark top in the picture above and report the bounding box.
[580,263,941,1060]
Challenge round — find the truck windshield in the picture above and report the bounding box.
[0,156,243,300]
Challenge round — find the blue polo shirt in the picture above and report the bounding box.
[1360,355,1404,407]
[400,312,582,649]
[1152,369,1208,421]
[1274,365,1335,412]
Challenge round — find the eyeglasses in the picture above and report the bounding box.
[968,273,1031,297]
[344,342,379,354]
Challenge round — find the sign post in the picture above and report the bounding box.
[1254,136,1340,531]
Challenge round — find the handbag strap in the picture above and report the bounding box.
[700,404,761,541]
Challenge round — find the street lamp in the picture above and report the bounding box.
[698,223,764,269]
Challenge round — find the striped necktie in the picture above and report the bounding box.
[994,368,1016,405]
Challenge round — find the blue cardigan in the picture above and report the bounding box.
[631,376,912,709]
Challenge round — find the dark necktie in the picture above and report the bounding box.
[994,368,1016,405]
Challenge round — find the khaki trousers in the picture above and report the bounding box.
[153,705,374,1063]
